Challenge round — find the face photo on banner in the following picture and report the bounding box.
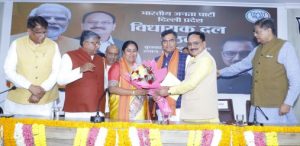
[217,37,255,94]
[10,3,80,55]
[10,3,277,95]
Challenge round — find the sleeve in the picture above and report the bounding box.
[278,42,300,106]
[57,53,83,86]
[40,44,62,91]
[108,63,120,82]
[168,56,213,95]
[3,41,31,89]
[220,47,257,77]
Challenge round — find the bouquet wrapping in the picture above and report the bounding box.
[126,60,171,116]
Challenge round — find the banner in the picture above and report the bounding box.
[11,3,277,94]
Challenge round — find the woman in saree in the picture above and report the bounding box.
[108,40,149,121]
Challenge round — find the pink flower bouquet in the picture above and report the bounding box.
[125,60,171,117]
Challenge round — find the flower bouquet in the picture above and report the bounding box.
[126,60,171,118]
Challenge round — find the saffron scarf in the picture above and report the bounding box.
[117,57,149,120]
[118,57,134,120]
[155,48,180,115]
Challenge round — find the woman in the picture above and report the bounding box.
[108,40,149,121]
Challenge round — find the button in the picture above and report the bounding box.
[35,66,38,69]
[35,77,38,79]
[260,54,263,56]
[258,62,260,64]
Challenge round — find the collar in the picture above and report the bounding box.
[101,36,114,44]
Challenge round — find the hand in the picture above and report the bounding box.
[29,85,45,97]
[157,86,169,97]
[152,94,159,102]
[80,62,95,73]
[217,70,221,77]
[279,103,291,115]
[105,112,110,118]
[28,95,41,103]
[134,89,148,96]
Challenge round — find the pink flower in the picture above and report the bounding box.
[124,60,171,116]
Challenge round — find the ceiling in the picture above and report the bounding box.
[8,0,300,5]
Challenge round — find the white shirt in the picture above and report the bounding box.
[57,54,106,116]
[104,65,111,113]
[4,40,61,91]
[57,54,85,85]
[99,36,114,54]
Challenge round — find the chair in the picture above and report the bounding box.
[218,99,235,124]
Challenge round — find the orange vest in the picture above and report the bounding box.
[64,49,105,112]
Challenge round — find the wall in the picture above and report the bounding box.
[0,2,13,108]
[287,8,300,121]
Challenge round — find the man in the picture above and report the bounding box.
[57,30,105,119]
[181,46,189,55]
[158,31,219,122]
[81,11,142,63]
[3,16,61,117]
[102,44,119,117]
[154,29,189,121]
[219,18,300,125]
[218,38,254,94]
[11,3,79,55]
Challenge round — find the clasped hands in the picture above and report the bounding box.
[151,86,170,102]
[132,86,169,99]
[28,85,45,103]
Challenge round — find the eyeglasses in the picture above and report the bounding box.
[31,29,47,36]
[106,52,119,58]
[162,39,176,44]
[187,41,202,47]
[86,21,114,25]
[85,41,101,46]
[253,28,269,35]
[42,16,68,22]
[222,50,251,58]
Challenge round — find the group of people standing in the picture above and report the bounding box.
[3,15,220,123]
[3,6,300,125]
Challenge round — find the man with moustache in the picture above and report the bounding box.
[158,31,219,122]
[219,18,300,125]
[81,11,141,63]
[153,29,189,121]
[218,38,254,94]
[11,3,79,55]
[4,16,61,116]
[57,30,105,119]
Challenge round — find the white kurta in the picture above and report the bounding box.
[3,39,61,117]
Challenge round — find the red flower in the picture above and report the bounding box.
[148,80,153,84]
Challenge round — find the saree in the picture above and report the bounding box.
[108,57,149,121]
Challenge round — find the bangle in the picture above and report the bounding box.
[132,90,135,95]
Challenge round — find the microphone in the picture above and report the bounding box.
[0,86,16,115]
[0,86,16,94]
[90,88,107,123]
[248,106,269,126]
